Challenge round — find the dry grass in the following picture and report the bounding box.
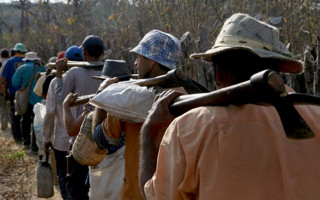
[0,128,62,200]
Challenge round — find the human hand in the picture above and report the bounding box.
[145,90,183,134]
[63,93,78,108]
[98,77,118,92]
[44,142,52,154]
[55,58,68,78]
[83,103,94,115]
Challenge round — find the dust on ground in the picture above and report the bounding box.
[0,126,63,200]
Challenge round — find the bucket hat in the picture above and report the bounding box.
[13,43,27,53]
[190,13,303,73]
[130,29,181,70]
[23,52,40,61]
[66,45,83,61]
[46,56,58,66]
[93,59,134,81]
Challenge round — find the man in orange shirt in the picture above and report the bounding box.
[140,13,320,200]
[92,30,181,199]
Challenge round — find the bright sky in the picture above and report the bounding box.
[0,0,66,3]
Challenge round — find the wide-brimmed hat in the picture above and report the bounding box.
[93,59,133,80]
[46,56,58,66]
[66,45,83,61]
[130,29,181,70]
[23,52,40,61]
[13,43,27,53]
[190,13,303,73]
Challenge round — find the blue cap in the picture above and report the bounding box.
[66,45,83,61]
[130,30,181,70]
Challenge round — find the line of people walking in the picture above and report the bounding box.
[1,12,320,200]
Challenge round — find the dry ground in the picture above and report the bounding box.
[0,126,63,200]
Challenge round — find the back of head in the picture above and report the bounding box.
[23,52,40,62]
[1,48,10,58]
[190,13,303,75]
[66,45,83,61]
[80,35,104,59]
[10,48,15,57]
[130,29,181,71]
[42,73,56,98]
[57,51,66,59]
[47,56,58,67]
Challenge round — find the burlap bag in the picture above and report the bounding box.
[71,112,107,166]
[90,83,156,123]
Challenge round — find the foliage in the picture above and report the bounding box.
[0,0,320,87]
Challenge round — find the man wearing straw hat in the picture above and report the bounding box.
[139,13,320,199]
[12,52,46,153]
[92,29,181,200]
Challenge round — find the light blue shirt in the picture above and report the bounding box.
[12,61,46,105]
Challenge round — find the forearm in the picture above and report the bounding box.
[63,103,80,137]
[67,111,86,137]
[42,117,54,143]
[140,121,164,197]
[92,108,108,132]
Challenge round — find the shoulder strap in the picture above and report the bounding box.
[26,62,38,88]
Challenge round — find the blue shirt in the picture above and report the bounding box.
[2,56,25,94]
[12,61,46,105]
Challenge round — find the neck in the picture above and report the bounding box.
[149,65,168,78]
[15,52,25,57]
[85,57,100,62]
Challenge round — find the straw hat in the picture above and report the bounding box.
[190,13,303,73]
[23,52,40,61]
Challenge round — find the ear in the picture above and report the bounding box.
[82,49,89,57]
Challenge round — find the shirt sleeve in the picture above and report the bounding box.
[42,80,56,143]
[2,60,10,79]
[11,65,23,88]
[54,77,64,104]
[144,119,189,200]
[93,113,124,153]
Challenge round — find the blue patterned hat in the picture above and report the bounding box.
[130,30,181,70]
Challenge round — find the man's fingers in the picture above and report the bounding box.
[158,90,183,104]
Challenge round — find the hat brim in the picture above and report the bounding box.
[22,58,40,61]
[130,45,176,70]
[190,46,303,74]
[92,74,138,81]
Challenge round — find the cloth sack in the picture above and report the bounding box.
[36,153,54,198]
[33,101,46,155]
[71,112,107,166]
[33,74,46,97]
[89,146,125,200]
[90,82,157,123]
[14,86,30,115]
[15,64,38,115]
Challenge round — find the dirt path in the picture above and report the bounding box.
[0,127,63,200]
